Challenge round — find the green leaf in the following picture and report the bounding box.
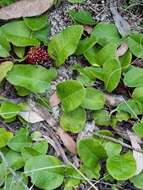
[103,58,121,92]
[124,66,143,88]
[76,36,96,55]
[96,43,118,66]
[57,80,85,112]
[24,15,48,31]
[119,50,132,70]
[48,25,83,66]
[69,10,96,25]
[15,86,30,97]
[117,99,143,118]
[4,174,27,190]
[8,128,32,152]
[130,171,143,189]
[60,107,86,133]
[77,138,106,169]
[84,47,100,66]
[0,128,13,148]
[132,86,143,102]
[104,142,122,157]
[107,153,136,180]
[33,141,48,154]
[21,147,40,161]
[0,28,11,51]
[68,0,85,3]
[24,155,64,190]
[133,122,143,138]
[0,61,13,82]
[93,110,111,126]
[5,150,25,170]
[0,163,7,186]
[34,26,51,45]
[7,64,57,93]
[13,47,25,58]
[0,101,22,120]
[81,87,105,110]
[0,45,10,58]
[128,33,143,59]
[91,23,120,46]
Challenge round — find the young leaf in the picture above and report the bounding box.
[0,61,13,82]
[103,58,121,92]
[119,50,132,70]
[91,23,120,46]
[60,107,86,133]
[24,155,64,190]
[69,10,96,25]
[84,47,99,66]
[24,15,48,31]
[7,64,57,93]
[81,87,105,110]
[124,66,143,87]
[8,128,32,152]
[128,33,143,59]
[48,25,83,66]
[107,153,136,180]
[56,80,85,112]
[77,138,106,169]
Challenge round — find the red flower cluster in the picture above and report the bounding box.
[27,46,48,64]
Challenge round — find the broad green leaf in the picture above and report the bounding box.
[8,128,32,152]
[0,61,13,82]
[24,155,64,190]
[0,128,13,148]
[21,147,40,161]
[0,163,7,186]
[0,45,10,58]
[13,47,25,58]
[104,142,122,157]
[107,153,136,180]
[133,122,143,138]
[34,26,51,45]
[5,34,40,47]
[0,28,11,51]
[91,23,120,46]
[48,25,83,66]
[93,110,111,126]
[116,111,130,122]
[33,141,48,154]
[7,64,57,93]
[4,174,27,190]
[0,101,22,120]
[84,47,100,66]
[76,36,96,55]
[117,99,143,118]
[57,80,85,112]
[81,87,105,110]
[60,107,86,133]
[124,66,143,87]
[77,138,106,169]
[5,150,24,170]
[24,15,48,31]
[69,10,96,25]
[15,86,30,96]
[130,171,143,189]
[132,86,143,102]
[128,33,143,59]
[119,50,132,70]
[103,58,121,92]
[96,42,118,66]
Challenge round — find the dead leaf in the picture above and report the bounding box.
[49,92,60,107]
[105,94,125,107]
[19,111,44,123]
[56,127,77,155]
[0,0,54,20]
[84,25,93,34]
[116,43,128,57]
[128,130,143,175]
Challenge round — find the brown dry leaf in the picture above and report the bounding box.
[128,130,143,175]
[116,43,128,57]
[56,127,77,155]
[84,25,93,34]
[49,92,60,107]
[0,0,54,20]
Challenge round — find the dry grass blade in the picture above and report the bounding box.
[0,0,54,20]
[128,130,143,175]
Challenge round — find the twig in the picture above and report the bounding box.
[93,133,143,154]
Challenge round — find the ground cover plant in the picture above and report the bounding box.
[0,0,143,189]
